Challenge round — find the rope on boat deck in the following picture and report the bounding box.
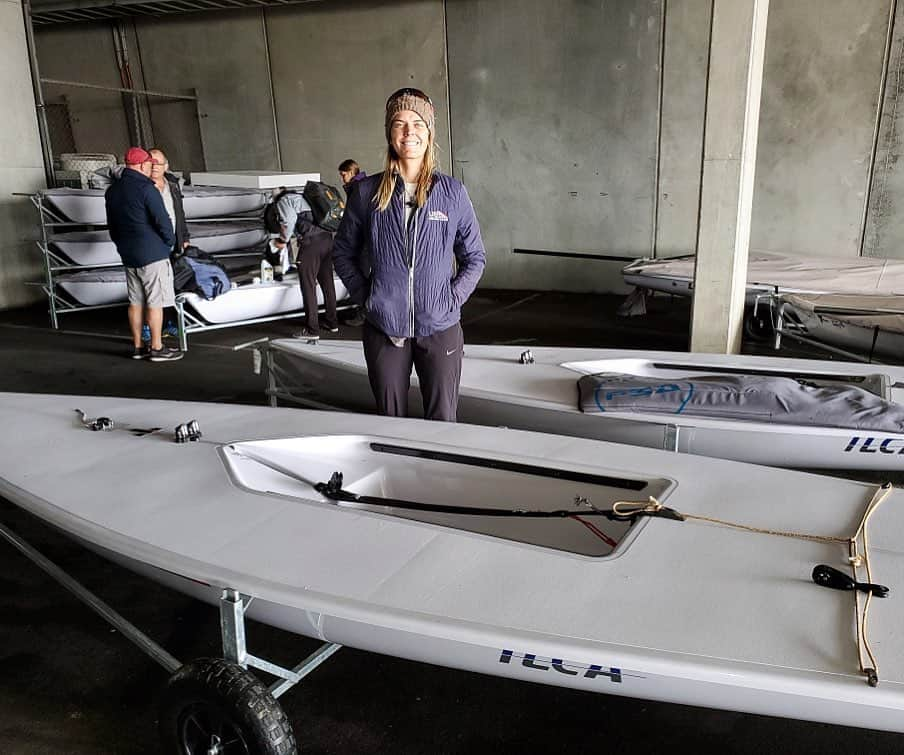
[612,483,895,687]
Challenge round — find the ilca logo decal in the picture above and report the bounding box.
[499,649,622,683]
[845,436,904,454]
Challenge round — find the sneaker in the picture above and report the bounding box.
[293,328,320,341]
[163,321,179,338]
[131,345,150,360]
[345,311,366,327]
[149,346,184,362]
[324,325,340,334]
[141,324,151,344]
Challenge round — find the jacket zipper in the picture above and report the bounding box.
[408,208,420,338]
[403,184,420,339]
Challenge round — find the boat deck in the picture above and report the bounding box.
[2,395,904,711]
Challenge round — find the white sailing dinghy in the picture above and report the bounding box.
[178,273,349,325]
[49,223,269,266]
[621,252,904,359]
[265,341,904,470]
[53,268,349,319]
[621,251,904,301]
[1,393,904,737]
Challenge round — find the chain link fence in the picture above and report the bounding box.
[41,78,206,187]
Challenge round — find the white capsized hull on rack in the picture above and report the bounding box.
[55,268,127,305]
[265,340,904,470]
[40,187,267,225]
[1,393,904,732]
[49,223,269,266]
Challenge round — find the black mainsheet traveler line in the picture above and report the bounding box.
[315,470,684,521]
[368,442,647,491]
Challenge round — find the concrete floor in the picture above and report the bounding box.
[0,289,900,754]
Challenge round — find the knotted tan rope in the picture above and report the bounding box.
[612,483,894,686]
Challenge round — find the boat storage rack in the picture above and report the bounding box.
[751,291,898,365]
[25,192,335,353]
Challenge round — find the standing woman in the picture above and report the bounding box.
[333,88,486,421]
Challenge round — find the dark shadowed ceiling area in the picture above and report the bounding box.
[26,0,326,25]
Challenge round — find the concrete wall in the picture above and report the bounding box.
[20,0,904,302]
[446,0,663,291]
[752,0,890,259]
[655,0,710,259]
[865,0,904,257]
[0,0,46,309]
[35,23,132,157]
[131,11,279,172]
[266,0,448,181]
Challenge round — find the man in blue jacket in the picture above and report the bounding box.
[105,147,183,361]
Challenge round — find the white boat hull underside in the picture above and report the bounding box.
[622,252,904,301]
[266,341,904,470]
[180,273,349,324]
[55,268,127,305]
[1,394,904,732]
[41,187,267,224]
[49,223,269,265]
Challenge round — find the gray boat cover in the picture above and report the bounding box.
[577,373,904,431]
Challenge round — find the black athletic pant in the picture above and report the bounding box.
[362,321,464,421]
[297,231,338,334]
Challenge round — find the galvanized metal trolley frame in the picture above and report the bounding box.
[0,516,339,747]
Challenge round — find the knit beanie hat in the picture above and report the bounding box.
[385,88,435,142]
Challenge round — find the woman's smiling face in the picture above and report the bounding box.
[389,110,430,161]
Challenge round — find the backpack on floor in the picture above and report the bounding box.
[263,189,298,234]
[302,181,345,232]
[172,246,231,300]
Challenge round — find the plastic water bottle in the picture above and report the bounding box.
[260,258,274,283]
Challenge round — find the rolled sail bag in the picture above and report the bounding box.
[577,373,904,431]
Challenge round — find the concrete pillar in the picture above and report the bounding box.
[689,0,769,353]
[0,0,46,310]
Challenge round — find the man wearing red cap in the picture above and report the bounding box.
[105,147,183,361]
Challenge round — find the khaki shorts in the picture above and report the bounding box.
[126,258,175,308]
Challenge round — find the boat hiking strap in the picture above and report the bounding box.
[612,483,894,687]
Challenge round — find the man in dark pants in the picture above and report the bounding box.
[149,147,189,339]
[273,191,338,340]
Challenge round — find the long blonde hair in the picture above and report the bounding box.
[374,137,439,212]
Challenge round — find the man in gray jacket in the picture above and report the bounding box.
[273,191,339,340]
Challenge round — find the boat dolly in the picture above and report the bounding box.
[0,518,334,754]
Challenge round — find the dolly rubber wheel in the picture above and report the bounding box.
[744,308,775,341]
[159,658,297,755]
